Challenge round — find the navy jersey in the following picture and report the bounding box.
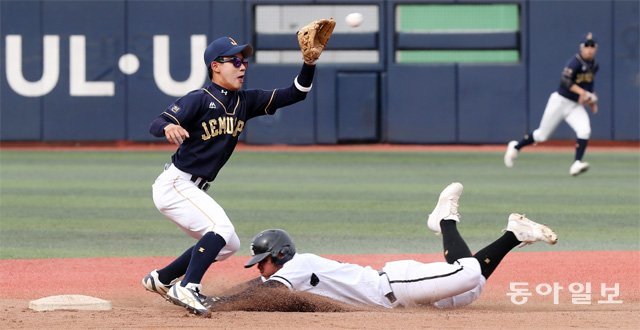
[557,54,599,102]
[150,80,309,182]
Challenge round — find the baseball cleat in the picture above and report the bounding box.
[569,160,589,176]
[142,270,178,299]
[504,213,558,248]
[427,182,463,234]
[167,283,211,317]
[504,141,519,168]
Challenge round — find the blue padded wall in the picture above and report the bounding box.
[386,65,457,143]
[41,1,126,141]
[337,72,379,142]
[612,0,640,140]
[315,67,339,144]
[242,66,315,145]
[0,1,43,140]
[1,0,637,143]
[458,65,527,143]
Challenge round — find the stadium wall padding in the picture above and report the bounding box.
[1,0,637,143]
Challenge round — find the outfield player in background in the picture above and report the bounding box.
[504,33,599,176]
[141,19,334,316]
[205,182,558,312]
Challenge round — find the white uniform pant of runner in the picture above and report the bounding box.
[533,92,591,142]
[433,276,486,308]
[382,257,484,308]
[152,164,240,261]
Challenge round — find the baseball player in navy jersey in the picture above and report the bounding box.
[505,33,599,176]
[141,19,335,316]
[205,182,558,311]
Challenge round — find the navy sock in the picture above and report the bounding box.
[157,246,193,284]
[181,232,227,286]
[575,139,589,161]
[440,220,472,264]
[516,133,535,150]
[473,231,520,279]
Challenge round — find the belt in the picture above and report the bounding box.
[378,271,397,304]
[164,164,211,192]
[190,175,210,192]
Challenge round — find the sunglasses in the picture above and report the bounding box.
[215,56,249,68]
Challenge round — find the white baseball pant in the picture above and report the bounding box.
[382,257,484,308]
[533,92,591,142]
[152,164,240,261]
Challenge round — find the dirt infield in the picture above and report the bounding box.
[1,251,638,329]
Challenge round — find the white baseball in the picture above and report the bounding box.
[345,12,363,27]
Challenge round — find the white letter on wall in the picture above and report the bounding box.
[69,35,114,96]
[153,35,207,97]
[5,35,60,97]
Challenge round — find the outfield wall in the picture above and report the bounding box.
[1,0,638,144]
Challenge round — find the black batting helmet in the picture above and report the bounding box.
[244,229,296,268]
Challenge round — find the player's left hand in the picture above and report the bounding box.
[297,18,336,65]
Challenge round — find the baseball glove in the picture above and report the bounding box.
[297,18,336,65]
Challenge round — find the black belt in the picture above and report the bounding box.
[385,291,397,304]
[378,271,397,304]
[190,175,210,192]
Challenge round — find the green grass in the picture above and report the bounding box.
[0,149,638,259]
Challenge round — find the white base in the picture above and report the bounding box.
[29,294,112,311]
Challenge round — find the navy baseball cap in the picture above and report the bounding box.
[204,37,253,67]
[581,32,597,47]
